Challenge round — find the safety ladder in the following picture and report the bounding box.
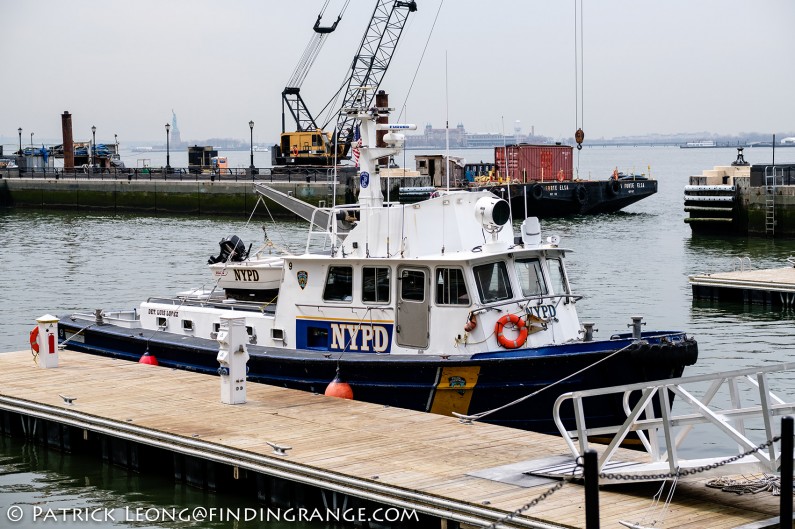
[764,166,783,235]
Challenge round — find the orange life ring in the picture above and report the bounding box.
[494,314,528,349]
[30,326,40,353]
[292,146,298,157]
[556,170,565,182]
[612,168,619,180]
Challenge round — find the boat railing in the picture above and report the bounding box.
[146,296,277,315]
[551,361,795,480]
[294,303,395,312]
[472,293,583,315]
[304,202,401,254]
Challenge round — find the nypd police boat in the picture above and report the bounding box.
[59,103,698,435]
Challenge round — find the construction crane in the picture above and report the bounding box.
[274,0,418,166]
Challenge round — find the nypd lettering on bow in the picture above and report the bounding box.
[526,304,557,319]
[233,269,260,282]
[330,323,389,353]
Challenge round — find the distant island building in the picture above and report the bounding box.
[404,122,549,150]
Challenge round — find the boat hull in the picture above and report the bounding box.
[485,179,658,218]
[58,320,697,435]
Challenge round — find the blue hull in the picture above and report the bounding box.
[58,321,697,435]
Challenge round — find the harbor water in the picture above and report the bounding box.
[1,145,794,526]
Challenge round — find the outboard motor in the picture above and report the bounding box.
[208,235,249,264]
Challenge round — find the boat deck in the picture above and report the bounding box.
[0,349,783,528]
[690,266,795,306]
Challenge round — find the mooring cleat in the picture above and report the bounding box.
[58,394,77,405]
[266,441,292,456]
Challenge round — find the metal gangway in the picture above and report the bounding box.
[539,362,795,482]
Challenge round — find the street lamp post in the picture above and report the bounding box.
[165,123,171,172]
[114,134,118,152]
[91,125,96,167]
[249,120,255,170]
[30,132,34,146]
[17,128,22,154]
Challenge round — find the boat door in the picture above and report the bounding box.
[396,266,430,349]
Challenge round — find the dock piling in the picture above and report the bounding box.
[782,416,793,528]
[584,449,600,529]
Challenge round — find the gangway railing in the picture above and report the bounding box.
[551,362,795,480]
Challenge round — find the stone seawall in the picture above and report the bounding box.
[740,179,795,236]
[1,178,347,217]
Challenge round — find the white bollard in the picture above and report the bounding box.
[216,316,249,404]
[34,314,60,368]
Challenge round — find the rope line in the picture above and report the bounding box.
[454,339,640,422]
[397,0,445,123]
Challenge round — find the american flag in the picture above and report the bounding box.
[352,124,361,167]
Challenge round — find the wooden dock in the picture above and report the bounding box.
[0,349,784,529]
[690,265,795,307]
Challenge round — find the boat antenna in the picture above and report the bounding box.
[502,116,514,224]
[573,0,585,175]
[445,50,450,191]
[332,126,338,208]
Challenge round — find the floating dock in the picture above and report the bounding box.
[0,349,785,528]
[690,264,795,306]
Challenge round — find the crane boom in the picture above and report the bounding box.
[275,0,417,166]
[281,11,343,135]
[330,0,417,158]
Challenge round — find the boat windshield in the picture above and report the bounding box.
[514,258,548,297]
[546,257,570,296]
[473,261,513,303]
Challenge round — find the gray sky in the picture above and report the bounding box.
[3,0,794,145]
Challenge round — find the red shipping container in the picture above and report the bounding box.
[494,144,573,183]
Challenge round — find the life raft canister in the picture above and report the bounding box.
[494,313,528,349]
[30,326,39,353]
[557,169,565,182]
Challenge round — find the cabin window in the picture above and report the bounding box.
[182,320,194,331]
[546,257,570,296]
[514,258,548,297]
[400,269,425,302]
[362,266,391,304]
[473,261,513,303]
[312,134,322,147]
[435,268,470,305]
[323,266,353,302]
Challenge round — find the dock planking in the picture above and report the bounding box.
[0,349,784,529]
[690,266,795,307]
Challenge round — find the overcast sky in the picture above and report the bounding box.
[2,0,794,146]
